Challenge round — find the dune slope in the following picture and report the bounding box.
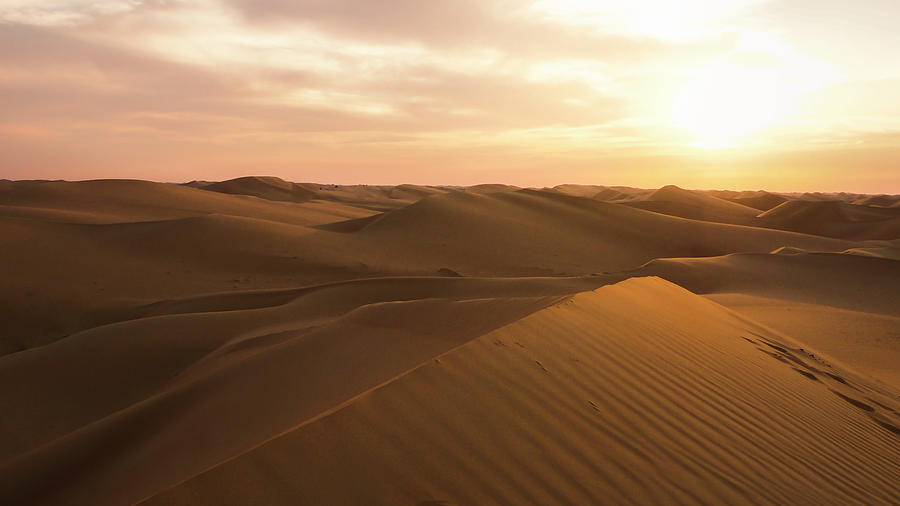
[636,251,900,316]
[141,277,900,506]
[621,184,761,225]
[708,293,900,389]
[0,275,637,506]
[1,185,862,354]
[727,191,788,211]
[758,200,900,240]
[350,189,855,277]
[634,252,900,389]
[0,179,374,226]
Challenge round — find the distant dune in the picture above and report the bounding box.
[1,178,898,505]
[756,200,900,239]
[726,191,788,211]
[2,180,864,355]
[853,194,900,208]
[199,176,319,203]
[621,184,761,225]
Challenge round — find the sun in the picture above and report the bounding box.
[672,63,792,148]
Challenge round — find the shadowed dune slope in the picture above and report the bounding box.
[0,213,375,354]
[141,277,900,506]
[0,275,636,506]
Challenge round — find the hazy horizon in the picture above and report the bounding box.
[5,175,899,197]
[2,0,899,193]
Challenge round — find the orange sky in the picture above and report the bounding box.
[1,0,899,192]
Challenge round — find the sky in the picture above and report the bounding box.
[1,0,899,192]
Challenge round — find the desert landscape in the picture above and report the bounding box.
[3,0,900,504]
[0,177,898,505]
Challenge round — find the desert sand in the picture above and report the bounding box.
[1,178,898,505]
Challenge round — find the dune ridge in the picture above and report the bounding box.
[139,277,900,506]
[622,184,761,225]
[3,181,867,355]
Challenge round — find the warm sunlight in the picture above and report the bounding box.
[2,2,900,505]
[0,0,897,189]
[531,0,766,39]
[672,63,791,149]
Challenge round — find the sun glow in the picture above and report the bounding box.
[530,0,767,39]
[672,63,792,149]
[670,31,841,150]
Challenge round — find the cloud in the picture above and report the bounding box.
[224,0,709,64]
[0,14,631,134]
[1,0,898,192]
[0,0,143,26]
[225,0,523,45]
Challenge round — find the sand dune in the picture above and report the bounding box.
[199,176,318,203]
[0,275,622,459]
[348,189,854,277]
[563,184,900,238]
[0,179,375,226]
[622,184,761,225]
[550,184,622,200]
[198,177,452,211]
[632,252,900,388]
[726,191,788,211]
[1,178,898,506]
[757,200,900,239]
[3,183,863,355]
[463,183,521,194]
[759,200,900,222]
[852,194,900,208]
[136,278,900,505]
[707,293,900,389]
[0,276,622,505]
[841,245,900,260]
[0,213,365,354]
[388,184,449,200]
[635,251,900,316]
